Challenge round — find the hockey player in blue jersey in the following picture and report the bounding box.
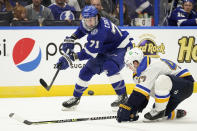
[56,5,133,110]
[168,0,197,26]
[116,48,195,122]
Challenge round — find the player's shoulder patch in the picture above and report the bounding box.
[91,28,98,35]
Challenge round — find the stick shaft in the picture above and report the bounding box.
[47,68,60,90]
[23,116,117,125]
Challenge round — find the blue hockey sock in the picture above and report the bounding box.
[111,80,126,95]
[73,84,88,97]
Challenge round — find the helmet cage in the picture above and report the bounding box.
[82,16,98,31]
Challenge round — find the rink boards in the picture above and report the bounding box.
[0,27,197,97]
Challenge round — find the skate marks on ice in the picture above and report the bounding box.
[0,95,196,131]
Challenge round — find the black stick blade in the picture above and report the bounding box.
[39,78,49,90]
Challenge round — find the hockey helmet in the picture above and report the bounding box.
[82,5,99,31]
[82,5,98,18]
[124,47,144,69]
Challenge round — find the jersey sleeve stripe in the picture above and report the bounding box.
[155,97,170,103]
[155,94,170,98]
[117,35,130,48]
[155,94,170,103]
[176,69,191,77]
[84,47,98,58]
[134,84,150,96]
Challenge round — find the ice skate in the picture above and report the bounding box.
[62,96,80,111]
[144,109,166,122]
[111,93,128,111]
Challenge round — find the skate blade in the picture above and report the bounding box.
[61,105,78,111]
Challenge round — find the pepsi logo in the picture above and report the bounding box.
[12,38,42,72]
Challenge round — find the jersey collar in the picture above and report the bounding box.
[136,56,151,77]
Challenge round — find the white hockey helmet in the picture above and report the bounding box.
[124,47,144,68]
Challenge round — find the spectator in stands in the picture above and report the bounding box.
[113,2,131,26]
[68,0,81,11]
[90,0,119,25]
[0,0,30,12]
[124,0,154,19]
[101,0,114,15]
[48,0,75,20]
[0,0,17,11]
[41,0,51,7]
[15,0,31,6]
[0,0,5,11]
[21,0,52,7]
[25,0,54,23]
[77,0,91,9]
[13,3,28,20]
[168,0,197,26]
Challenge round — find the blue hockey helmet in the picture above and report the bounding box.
[82,5,98,18]
[82,5,99,31]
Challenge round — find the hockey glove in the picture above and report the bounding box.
[117,104,139,123]
[62,36,75,54]
[56,56,69,70]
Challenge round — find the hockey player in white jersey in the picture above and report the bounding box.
[117,47,195,122]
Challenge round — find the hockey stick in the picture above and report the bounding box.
[40,42,82,91]
[9,113,116,125]
[39,68,60,91]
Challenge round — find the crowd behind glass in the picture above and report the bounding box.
[0,0,196,26]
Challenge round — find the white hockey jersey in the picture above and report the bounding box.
[133,56,191,97]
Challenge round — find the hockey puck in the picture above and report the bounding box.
[88,90,94,95]
[9,113,14,118]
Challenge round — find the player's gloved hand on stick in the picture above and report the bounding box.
[66,52,77,61]
[56,56,69,70]
[62,36,75,54]
[116,104,139,122]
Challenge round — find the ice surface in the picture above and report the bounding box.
[0,95,197,131]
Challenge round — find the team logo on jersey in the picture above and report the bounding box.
[91,28,98,35]
[133,34,165,57]
[12,38,42,72]
[60,10,75,20]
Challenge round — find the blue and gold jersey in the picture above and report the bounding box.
[133,57,192,97]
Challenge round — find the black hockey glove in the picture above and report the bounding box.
[117,104,139,123]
